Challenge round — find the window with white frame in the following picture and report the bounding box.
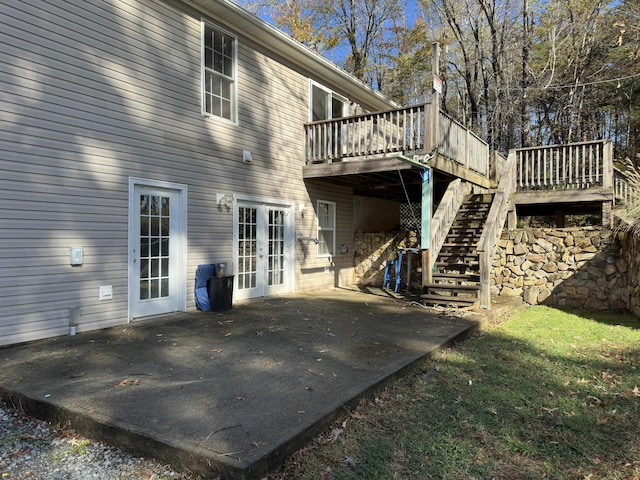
[202,21,236,122]
[317,200,335,257]
[310,81,346,122]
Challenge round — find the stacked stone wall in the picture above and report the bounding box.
[491,227,629,310]
[353,231,419,286]
[353,225,640,316]
[620,230,640,316]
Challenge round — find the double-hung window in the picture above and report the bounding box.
[317,200,336,257]
[202,21,237,122]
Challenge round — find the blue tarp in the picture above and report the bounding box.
[194,264,216,311]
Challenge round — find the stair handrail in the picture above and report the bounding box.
[477,150,517,308]
[613,165,640,206]
[429,179,469,272]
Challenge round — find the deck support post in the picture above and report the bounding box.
[422,42,440,290]
[421,167,433,288]
[430,42,440,155]
[603,201,612,229]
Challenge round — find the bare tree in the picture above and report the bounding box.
[244,0,403,86]
[241,0,638,158]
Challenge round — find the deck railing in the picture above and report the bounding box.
[614,167,640,206]
[305,104,427,164]
[436,112,489,177]
[515,140,613,191]
[477,151,517,307]
[304,105,490,177]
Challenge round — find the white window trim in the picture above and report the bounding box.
[201,19,238,125]
[317,200,336,258]
[308,80,347,122]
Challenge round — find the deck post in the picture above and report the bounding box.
[421,167,433,287]
[431,42,440,154]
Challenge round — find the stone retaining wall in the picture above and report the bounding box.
[491,227,629,310]
[353,231,419,286]
[620,230,640,316]
[354,226,640,316]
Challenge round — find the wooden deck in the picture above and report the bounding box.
[302,102,623,309]
[475,140,616,306]
[511,140,614,206]
[303,104,493,192]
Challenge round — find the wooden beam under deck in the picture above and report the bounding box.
[303,156,413,179]
[303,153,492,190]
[429,154,493,189]
[511,188,614,205]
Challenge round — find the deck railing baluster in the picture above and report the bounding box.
[513,140,610,193]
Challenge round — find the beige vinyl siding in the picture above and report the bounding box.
[297,180,356,293]
[0,0,371,345]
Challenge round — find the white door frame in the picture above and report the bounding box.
[128,177,187,320]
[233,195,295,300]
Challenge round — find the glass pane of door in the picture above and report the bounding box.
[268,208,285,286]
[139,194,171,300]
[238,206,257,290]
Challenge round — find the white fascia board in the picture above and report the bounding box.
[186,0,398,112]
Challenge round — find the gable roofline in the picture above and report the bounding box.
[187,0,399,112]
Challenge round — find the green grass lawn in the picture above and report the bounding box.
[270,305,640,479]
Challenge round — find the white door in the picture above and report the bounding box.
[129,182,186,318]
[235,201,293,300]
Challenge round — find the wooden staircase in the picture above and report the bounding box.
[421,193,493,307]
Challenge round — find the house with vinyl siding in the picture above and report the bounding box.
[0,0,398,345]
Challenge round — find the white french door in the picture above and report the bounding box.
[235,200,293,300]
[129,180,186,319]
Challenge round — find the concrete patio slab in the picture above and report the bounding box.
[0,288,481,479]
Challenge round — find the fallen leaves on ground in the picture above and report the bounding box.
[328,428,343,443]
[115,378,140,387]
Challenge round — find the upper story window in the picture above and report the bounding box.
[202,21,237,122]
[310,82,346,122]
[317,200,336,257]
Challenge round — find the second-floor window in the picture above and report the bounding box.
[310,82,346,122]
[202,22,236,122]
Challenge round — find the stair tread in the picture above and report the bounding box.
[427,192,492,309]
[421,294,478,306]
[424,283,480,291]
[438,251,479,256]
[436,260,480,265]
[432,272,480,279]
